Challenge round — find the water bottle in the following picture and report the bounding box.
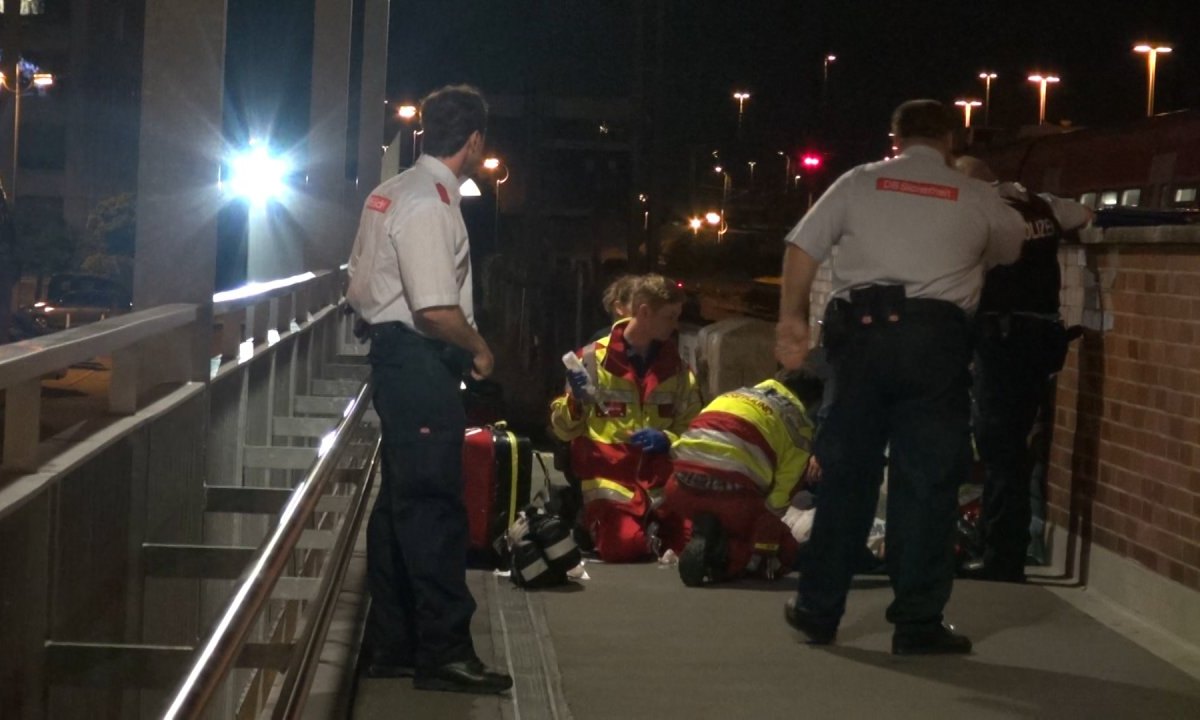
[561,351,597,399]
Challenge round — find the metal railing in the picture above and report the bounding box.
[0,267,372,718]
[162,380,377,719]
[0,303,199,473]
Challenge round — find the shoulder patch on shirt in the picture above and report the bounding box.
[876,177,959,201]
[367,194,392,213]
[435,183,451,205]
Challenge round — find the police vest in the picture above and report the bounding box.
[978,193,1063,315]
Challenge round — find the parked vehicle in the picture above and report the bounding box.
[20,273,132,333]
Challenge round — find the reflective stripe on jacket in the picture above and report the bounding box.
[550,320,701,497]
[670,379,813,513]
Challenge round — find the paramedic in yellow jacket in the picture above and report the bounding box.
[550,275,702,562]
[664,371,821,586]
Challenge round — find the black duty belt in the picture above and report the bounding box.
[831,292,965,327]
[366,321,473,374]
[366,320,418,337]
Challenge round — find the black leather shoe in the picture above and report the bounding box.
[414,658,513,695]
[784,597,837,645]
[892,623,973,655]
[959,562,1026,584]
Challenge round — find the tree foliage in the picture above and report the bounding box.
[79,193,136,289]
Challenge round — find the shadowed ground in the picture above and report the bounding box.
[354,562,1200,719]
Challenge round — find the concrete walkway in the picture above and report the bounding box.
[354,562,1200,719]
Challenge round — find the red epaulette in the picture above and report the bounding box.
[435,183,451,205]
[366,195,391,213]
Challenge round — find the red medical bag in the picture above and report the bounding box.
[462,424,532,560]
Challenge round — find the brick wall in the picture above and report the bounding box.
[1052,239,1200,591]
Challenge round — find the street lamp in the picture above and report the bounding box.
[0,66,54,205]
[954,99,983,128]
[482,156,509,243]
[1133,44,1172,117]
[714,165,730,206]
[412,128,424,163]
[1027,74,1060,125]
[733,91,751,132]
[822,54,837,105]
[394,103,419,166]
[977,71,997,126]
[747,160,756,188]
[688,216,702,235]
[777,151,791,193]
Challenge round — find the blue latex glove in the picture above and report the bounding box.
[630,428,670,454]
[566,370,591,401]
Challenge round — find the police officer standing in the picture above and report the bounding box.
[347,85,512,693]
[956,157,1093,583]
[775,100,1026,654]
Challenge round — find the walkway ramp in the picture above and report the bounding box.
[355,563,1200,719]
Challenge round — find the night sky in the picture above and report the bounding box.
[387,0,1199,172]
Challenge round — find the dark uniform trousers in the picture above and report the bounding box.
[799,298,971,628]
[972,314,1065,579]
[364,322,477,669]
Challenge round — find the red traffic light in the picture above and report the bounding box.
[800,153,823,170]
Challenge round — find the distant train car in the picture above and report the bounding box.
[980,110,1200,212]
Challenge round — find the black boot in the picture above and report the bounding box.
[678,513,728,587]
[892,622,972,655]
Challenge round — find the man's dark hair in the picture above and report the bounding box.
[419,84,488,157]
[775,369,824,412]
[890,99,955,141]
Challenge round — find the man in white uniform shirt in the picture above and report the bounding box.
[775,99,1025,655]
[347,85,511,694]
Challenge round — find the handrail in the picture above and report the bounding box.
[211,270,338,316]
[161,379,375,720]
[0,303,197,390]
[271,433,380,719]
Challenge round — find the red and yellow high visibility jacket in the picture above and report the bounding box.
[670,378,814,514]
[550,320,702,508]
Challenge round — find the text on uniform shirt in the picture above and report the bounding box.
[1026,218,1056,241]
[875,178,960,202]
[367,195,391,213]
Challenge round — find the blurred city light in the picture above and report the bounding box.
[460,178,482,197]
[397,104,417,119]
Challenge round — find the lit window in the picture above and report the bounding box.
[1174,187,1197,204]
[1120,189,1141,207]
[1099,191,1119,207]
[1079,192,1097,209]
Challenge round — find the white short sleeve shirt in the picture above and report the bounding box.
[784,145,1027,312]
[346,155,475,330]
